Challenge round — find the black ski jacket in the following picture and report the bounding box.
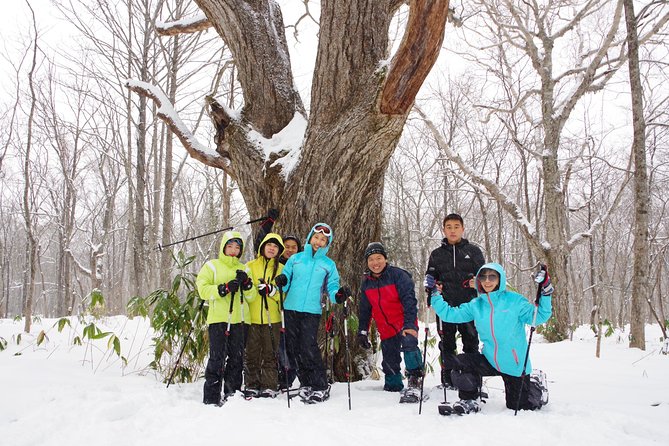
[426,238,485,307]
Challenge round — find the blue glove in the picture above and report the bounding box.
[424,274,436,290]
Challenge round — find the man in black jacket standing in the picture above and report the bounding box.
[425,213,485,389]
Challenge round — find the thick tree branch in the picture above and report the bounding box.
[156,14,212,36]
[126,80,228,170]
[194,0,303,137]
[380,0,450,115]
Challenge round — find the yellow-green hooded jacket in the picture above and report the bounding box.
[196,231,251,325]
[245,233,284,325]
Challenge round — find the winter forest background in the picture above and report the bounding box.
[1,0,669,354]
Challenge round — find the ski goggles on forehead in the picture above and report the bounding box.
[313,225,331,236]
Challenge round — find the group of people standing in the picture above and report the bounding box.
[196,210,553,414]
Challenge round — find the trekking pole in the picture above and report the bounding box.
[261,281,280,397]
[343,298,352,411]
[436,316,447,405]
[278,285,291,408]
[515,264,547,416]
[418,322,430,415]
[325,299,335,384]
[156,215,268,251]
[417,267,437,411]
[166,299,205,388]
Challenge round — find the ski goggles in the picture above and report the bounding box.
[313,225,331,237]
[479,273,499,282]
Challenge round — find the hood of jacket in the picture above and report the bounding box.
[304,222,333,256]
[475,262,507,294]
[218,230,245,265]
[257,232,285,258]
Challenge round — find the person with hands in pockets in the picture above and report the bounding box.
[196,231,253,406]
[430,262,553,415]
[357,242,424,403]
[274,223,350,404]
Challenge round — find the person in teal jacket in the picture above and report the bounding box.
[430,262,553,414]
[274,223,350,403]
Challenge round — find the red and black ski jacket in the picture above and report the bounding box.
[359,265,418,340]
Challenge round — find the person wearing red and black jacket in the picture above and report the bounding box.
[425,213,486,389]
[357,242,424,403]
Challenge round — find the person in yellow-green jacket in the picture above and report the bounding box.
[243,233,285,399]
[196,231,253,406]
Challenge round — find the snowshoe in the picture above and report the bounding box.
[242,388,261,400]
[297,386,313,402]
[259,388,279,398]
[304,386,330,404]
[438,403,456,416]
[453,399,480,415]
[530,370,549,406]
[399,387,428,404]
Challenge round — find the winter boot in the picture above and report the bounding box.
[298,386,313,401]
[439,368,457,391]
[453,399,480,415]
[305,385,331,403]
[399,374,426,404]
[383,373,404,392]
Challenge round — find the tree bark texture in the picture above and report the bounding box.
[624,0,648,350]
[181,0,450,283]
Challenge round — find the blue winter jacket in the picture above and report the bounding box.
[281,223,340,315]
[431,262,552,377]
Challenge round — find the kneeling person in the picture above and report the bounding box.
[358,242,423,403]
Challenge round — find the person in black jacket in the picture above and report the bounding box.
[425,213,485,389]
[358,242,424,403]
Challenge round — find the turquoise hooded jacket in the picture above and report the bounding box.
[431,262,552,377]
[281,223,340,315]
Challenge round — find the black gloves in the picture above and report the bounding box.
[218,280,239,297]
[267,208,280,220]
[335,286,351,304]
[357,332,371,350]
[275,274,287,288]
[236,270,253,291]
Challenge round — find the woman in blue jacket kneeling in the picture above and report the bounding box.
[430,262,553,415]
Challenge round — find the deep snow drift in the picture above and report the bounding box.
[1,316,667,446]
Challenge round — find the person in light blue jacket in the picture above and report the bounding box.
[274,223,350,403]
[430,262,553,415]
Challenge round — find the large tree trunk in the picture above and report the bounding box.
[190,0,449,283]
[624,0,648,350]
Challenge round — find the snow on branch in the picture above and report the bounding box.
[65,249,92,276]
[156,13,211,36]
[126,80,228,170]
[415,106,545,256]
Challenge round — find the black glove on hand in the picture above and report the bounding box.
[236,270,248,283]
[217,284,227,297]
[219,280,239,296]
[267,208,280,220]
[357,331,371,350]
[242,277,253,292]
[275,274,287,288]
[335,286,351,304]
[258,282,275,297]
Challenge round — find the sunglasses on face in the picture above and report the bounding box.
[479,273,499,282]
[313,225,331,236]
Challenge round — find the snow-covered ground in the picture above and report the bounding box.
[1,316,667,446]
